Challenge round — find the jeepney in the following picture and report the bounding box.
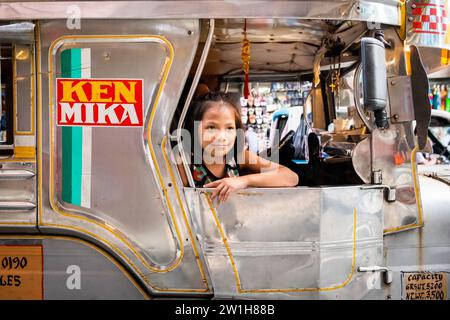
[0,0,449,300]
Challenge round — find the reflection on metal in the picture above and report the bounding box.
[38,20,211,294]
[204,19,365,75]
[353,63,375,132]
[185,187,383,299]
[0,201,36,211]
[387,76,415,124]
[47,34,183,273]
[353,137,371,184]
[0,1,401,25]
[0,22,35,44]
[205,193,357,293]
[0,161,37,228]
[383,145,424,234]
[0,235,150,299]
[0,169,35,179]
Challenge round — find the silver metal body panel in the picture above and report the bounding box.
[0,30,37,232]
[371,126,424,233]
[0,1,401,26]
[38,19,212,295]
[383,174,450,300]
[0,236,148,299]
[0,3,448,299]
[0,22,35,44]
[184,187,384,299]
[0,162,37,229]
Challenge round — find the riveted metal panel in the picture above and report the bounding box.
[185,187,384,299]
[38,19,212,296]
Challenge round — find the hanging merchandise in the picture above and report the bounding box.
[241,19,250,99]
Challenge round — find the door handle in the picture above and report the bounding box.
[358,266,393,284]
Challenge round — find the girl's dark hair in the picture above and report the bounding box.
[186,91,244,165]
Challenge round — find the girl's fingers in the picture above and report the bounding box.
[204,180,221,188]
[219,185,230,203]
[211,182,225,200]
[224,187,234,202]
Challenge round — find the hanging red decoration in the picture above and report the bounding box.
[241,19,250,99]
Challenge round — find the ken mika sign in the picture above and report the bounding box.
[57,78,144,127]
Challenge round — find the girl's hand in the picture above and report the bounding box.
[204,177,248,204]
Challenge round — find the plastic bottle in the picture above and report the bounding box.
[433,85,441,110]
[441,84,447,110]
[446,87,450,112]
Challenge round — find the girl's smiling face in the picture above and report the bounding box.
[198,102,237,160]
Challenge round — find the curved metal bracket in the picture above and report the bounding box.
[410,45,431,151]
[177,19,215,188]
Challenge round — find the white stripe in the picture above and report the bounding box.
[81,48,92,208]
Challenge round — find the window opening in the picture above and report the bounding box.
[0,44,14,155]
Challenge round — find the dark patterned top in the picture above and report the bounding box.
[192,158,240,188]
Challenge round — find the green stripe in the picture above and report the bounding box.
[61,48,83,205]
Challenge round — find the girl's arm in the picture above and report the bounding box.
[205,150,299,202]
[240,150,299,187]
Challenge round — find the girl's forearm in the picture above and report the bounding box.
[242,167,299,187]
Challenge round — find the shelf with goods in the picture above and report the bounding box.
[428,65,450,112]
[238,81,312,154]
[430,81,450,112]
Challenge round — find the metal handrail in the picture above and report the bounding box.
[0,201,36,211]
[0,169,35,180]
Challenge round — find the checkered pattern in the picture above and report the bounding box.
[412,1,448,35]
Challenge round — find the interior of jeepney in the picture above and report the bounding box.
[172,18,385,188]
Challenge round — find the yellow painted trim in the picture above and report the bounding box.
[41,223,208,292]
[13,146,35,159]
[398,0,407,41]
[204,193,357,293]
[405,47,412,76]
[47,34,184,273]
[36,20,43,229]
[13,44,35,136]
[13,44,16,134]
[0,158,36,163]
[38,32,209,293]
[161,136,210,291]
[40,222,210,293]
[0,234,150,299]
[384,145,424,234]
